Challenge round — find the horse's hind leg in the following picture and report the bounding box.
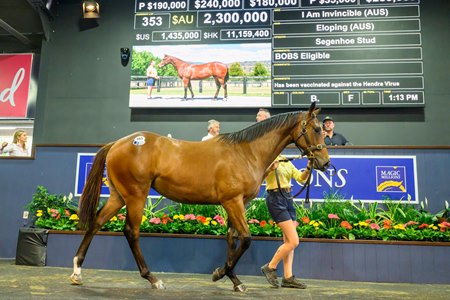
[187,81,194,99]
[223,82,228,100]
[213,78,221,99]
[70,189,124,285]
[123,195,165,289]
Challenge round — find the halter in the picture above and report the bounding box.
[274,112,327,203]
[293,112,326,159]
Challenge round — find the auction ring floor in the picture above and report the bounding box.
[0,260,448,299]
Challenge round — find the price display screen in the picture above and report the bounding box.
[129,0,424,108]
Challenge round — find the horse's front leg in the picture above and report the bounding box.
[212,201,251,292]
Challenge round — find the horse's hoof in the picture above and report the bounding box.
[69,273,82,285]
[223,98,228,102]
[212,267,224,282]
[234,284,247,292]
[151,280,166,289]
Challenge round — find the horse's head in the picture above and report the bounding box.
[292,102,330,171]
[158,55,171,68]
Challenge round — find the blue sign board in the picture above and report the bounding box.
[75,153,418,203]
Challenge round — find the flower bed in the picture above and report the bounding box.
[27,186,450,242]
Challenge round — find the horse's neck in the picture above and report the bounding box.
[246,127,293,171]
[171,57,187,70]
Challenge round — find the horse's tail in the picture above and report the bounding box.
[225,67,229,83]
[78,142,114,230]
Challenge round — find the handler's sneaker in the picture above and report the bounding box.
[261,263,279,287]
[281,276,307,289]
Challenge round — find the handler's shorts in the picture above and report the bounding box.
[265,191,296,223]
[147,78,155,86]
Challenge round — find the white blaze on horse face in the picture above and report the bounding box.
[133,136,146,146]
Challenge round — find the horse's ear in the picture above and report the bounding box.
[308,101,317,113]
[307,101,321,118]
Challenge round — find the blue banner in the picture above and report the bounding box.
[75,153,418,203]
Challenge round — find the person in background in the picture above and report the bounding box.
[1,130,29,157]
[201,119,220,141]
[322,116,350,146]
[146,61,159,99]
[256,108,271,122]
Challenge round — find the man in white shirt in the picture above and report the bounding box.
[201,119,220,141]
[256,108,271,122]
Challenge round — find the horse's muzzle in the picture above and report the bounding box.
[313,159,330,172]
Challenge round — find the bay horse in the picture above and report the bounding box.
[69,102,329,292]
[158,54,229,101]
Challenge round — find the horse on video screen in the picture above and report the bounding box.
[158,54,229,101]
[69,102,330,292]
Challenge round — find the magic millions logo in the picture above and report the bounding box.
[376,166,407,192]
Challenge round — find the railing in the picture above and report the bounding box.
[130,76,271,94]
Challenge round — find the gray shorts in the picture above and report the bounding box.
[265,191,296,223]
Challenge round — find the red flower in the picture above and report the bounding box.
[340,221,352,230]
[383,220,392,229]
[301,216,310,224]
[196,215,206,223]
[118,214,126,221]
[418,223,428,229]
[260,220,267,227]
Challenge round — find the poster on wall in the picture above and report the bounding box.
[75,153,419,203]
[0,120,34,158]
[0,53,37,118]
[129,43,272,108]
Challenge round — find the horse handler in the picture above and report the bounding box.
[261,156,312,289]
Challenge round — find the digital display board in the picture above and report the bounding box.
[130,0,424,108]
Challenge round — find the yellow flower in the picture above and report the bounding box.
[204,220,211,226]
[206,217,212,222]
[69,214,79,221]
[211,220,217,226]
[309,220,321,227]
[393,224,406,230]
[36,210,43,217]
[430,225,438,230]
[174,214,184,220]
[109,216,117,222]
[141,215,147,224]
[358,221,369,227]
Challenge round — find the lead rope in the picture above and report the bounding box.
[274,158,312,203]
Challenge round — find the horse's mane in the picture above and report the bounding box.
[218,111,302,144]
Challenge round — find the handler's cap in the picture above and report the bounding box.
[322,116,334,123]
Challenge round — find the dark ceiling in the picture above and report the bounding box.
[0,0,55,53]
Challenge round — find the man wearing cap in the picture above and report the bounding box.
[322,116,350,146]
